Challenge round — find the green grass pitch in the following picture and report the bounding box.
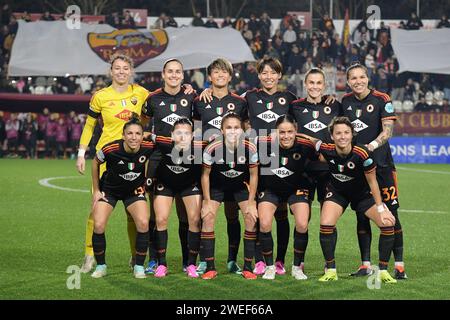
[1,159,449,300]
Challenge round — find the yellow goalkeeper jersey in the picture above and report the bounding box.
[80,84,150,151]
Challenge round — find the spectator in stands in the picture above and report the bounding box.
[106,12,120,28]
[37,107,50,142]
[291,14,302,33]
[265,39,280,60]
[21,113,38,159]
[419,74,433,96]
[365,48,376,77]
[166,15,178,27]
[204,16,219,28]
[69,115,82,159]
[222,16,233,28]
[191,12,204,27]
[41,11,55,21]
[436,14,450,28]
[21,11,32,22]
[282,24,297,48]
[414,95,428,112]
[56,117,68,158]
[319,13,335,37]
[287,44,303,75]
[403,78,418,101]
[8,15,18,35]
[247,13,260,35]
[398,21,406,29]
[242,24,253,44]
[372,67,389,93]
[121,10,135,29]
[309,38,325,65]
[288,68,303,96]
[391,72,406,101]
[242,63,259,89]
[76,75,94,94]
[0,111,5,158]
[376,21,391,41]
[45,113,58,159]
[1,4,11,26]
[233,17,246,31]
[406,11,423,30]
[5,112,19,157]
[153,12,168,29]
[259,12,271,41]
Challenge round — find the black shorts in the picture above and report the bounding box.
[305,170,330,203]
[323,185,375,214]
[154,181,202,198]
[99,185,147,208]
[258,189,310,206]
[376,166,400,211]
[210,184,249,203]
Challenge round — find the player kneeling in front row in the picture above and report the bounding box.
[151,118,205,278]
[316,116,397,283]
[90,117,155,279]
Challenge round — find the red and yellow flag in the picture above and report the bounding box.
[342,8,350,47]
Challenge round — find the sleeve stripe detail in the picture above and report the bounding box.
[381,116,397,121]
[103,145,120,155]
[353,148,369,160]
[353,146,369,158]
[365,166,377,174]
[243,140,257,153]
[147,88,162,98]
[320,143,335,150]
[205,140,223,153]
[87,109,100,119]
[296,137,315,147]
[372,90,391,102]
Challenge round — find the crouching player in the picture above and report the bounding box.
[90,117,154,279]
[316,116,397,283]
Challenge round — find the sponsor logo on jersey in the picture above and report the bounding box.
[227,103,235,110]
[170,104,177,112]
[293,153,301,160]
[391,199,398,205]
[257,99,263,104]
[271,167,294,178]
[347,161,355,169]
[114,109,133,121]
[281,157,288,166]
[266,102,274,110]
[259,192,265,198]
[351,119,368,132]
[162,113,182,126]
[192,186,199,192]
[338,164,345,172]
[363,158,373,167]
[238,156,246,163]
[130,96,138,105]
[208,116,222,129]
[166,165,189,174]
[139,156,147,163]
[257,110,279,123]
[278,97,286,105]
[180,99,188,107]
[312,110,319,119]
[138,194,145,198]
[385,102,394,113]
[367,104,374,112]
[324,106,331,114]
[216,107,223,115]
[331,173,354,182]
[304,120,327,133]
[128,163,135,170]
[156,183,165,191]
[221,169,243,178]
[119,172,141,181]
[356,109,362,118]
[159,101,166,106]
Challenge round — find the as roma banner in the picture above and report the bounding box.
[8,21,255,76]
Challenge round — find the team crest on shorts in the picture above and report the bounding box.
[278,97,286,105]
[157,184,165,191]
[130,96,138,105]
[293,153,301,160]
[347,161,355,169]
[367,104,374,112]
[324,106,331,114]
[259,192,265,199]
[227,103,235,110]
[139,156,147,163]
[326,192,333,198]
[180,99,188,107]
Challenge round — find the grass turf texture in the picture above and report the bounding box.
[1,159,449,300]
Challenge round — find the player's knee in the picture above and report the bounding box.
[189,215,201,230]
[295,221,308,233]
[243,216,256,231]
[202,214,215,230]
[259,218,272,233]
[94,221,106,234]
[156,215,168,230]
[135,217,149,232]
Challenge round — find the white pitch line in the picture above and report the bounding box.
[39,176,89,193]
[396,166,450,175]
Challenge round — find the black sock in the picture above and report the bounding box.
[320,225,336,269]
[148,219,158,261]
[135,231,149,266]
[156,230,168,266]
[356,213,372,262]
[379,226,395,270]
[227,217,241,262]
[201,232,215,271]
[392,210,404,262]
[259,231,274,266]
[92,232,106,265]
[254,221,264,263]
[178,221,189,266]
[243,230,257,271]
[275,208,289,263]
[187,231,201,266]
[293,229,308,266]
